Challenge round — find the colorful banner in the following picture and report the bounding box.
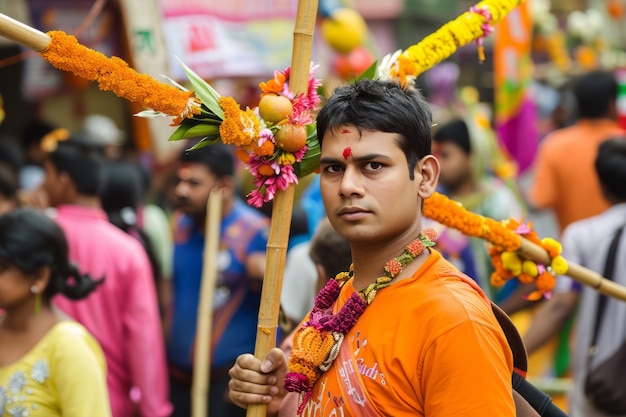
[119,0,184,162]
[159,0,298,81]
[494,1,538,175]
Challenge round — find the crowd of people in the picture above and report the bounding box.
[0,68,624,417]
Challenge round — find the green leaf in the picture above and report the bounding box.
[186,135,221,151]
[175,57,224,120]
[295,124,321,177]
[357,60,378,81]
[169,120,220,141]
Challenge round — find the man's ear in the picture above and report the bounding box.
[217,176,235,199]
[58,171,77,199]
[416,155,440,199]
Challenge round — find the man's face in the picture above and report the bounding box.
[431,141,471,193]
[319,125,423,245]
[174,163,218,221]
[41,160,67,207]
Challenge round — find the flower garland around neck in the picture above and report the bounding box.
[489,219,568,300]
[285,228,437,415]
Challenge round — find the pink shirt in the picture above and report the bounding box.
[53,205,172,417]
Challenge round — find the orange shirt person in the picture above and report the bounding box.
[227,79,515,416]
[530,70,625,232]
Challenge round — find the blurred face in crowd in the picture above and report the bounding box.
[42,160,73,207]
[174,162,218,222]
[432,141,472,194]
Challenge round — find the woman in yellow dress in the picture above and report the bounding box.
[0,208,111,417]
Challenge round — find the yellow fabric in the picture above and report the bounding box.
[0,321,111,417]
[302,250,515,417]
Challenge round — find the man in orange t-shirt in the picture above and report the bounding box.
[530,70,625,232]
[228,79,516,416]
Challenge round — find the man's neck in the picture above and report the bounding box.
[72,195,101,208]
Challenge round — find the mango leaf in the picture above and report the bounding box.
[186,135,221,151]
[175,57,224,120]
[295,123,321,177]
[169,119,220,141]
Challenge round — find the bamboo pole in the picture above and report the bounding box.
[246,1,318,417]
[192,190,223,417]
[0,13,50,51]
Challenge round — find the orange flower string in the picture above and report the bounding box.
[423,191,522,251]
[39,31,199,120]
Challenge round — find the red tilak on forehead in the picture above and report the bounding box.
[341,129,351,134]
[342,147,352,160]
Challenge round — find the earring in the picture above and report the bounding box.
[30,285,41,316]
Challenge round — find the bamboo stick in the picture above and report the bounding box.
[517,239,626,301]
[246,1,318,416]
[192,190,223,417]
[0,13,50,51]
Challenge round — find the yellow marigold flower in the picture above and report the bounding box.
[40,31,199,119]
[541,237,562,258]
[521,259,538,277]
[501,251,522,276]
[551,255,568,275]
[277,152,296,165]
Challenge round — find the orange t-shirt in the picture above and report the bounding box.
[530,119,624,232]
[301,250,515,417]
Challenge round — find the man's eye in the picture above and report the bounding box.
[364,162,383,170]
[323,165,344,173]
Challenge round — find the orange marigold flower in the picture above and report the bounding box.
[384,259,403,277]
[535,271,557,293]
[259,70,287,96]
[235,148,250,164]
[258,164,276,176]
[218,97,259,148]
[490,272,508,288]
[518,273,535,284]
[40,31,199,119]
[252,140,275,157]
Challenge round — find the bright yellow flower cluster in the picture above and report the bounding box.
[489,223,568,300]
[404,0,523,77]
[40,31,199,120]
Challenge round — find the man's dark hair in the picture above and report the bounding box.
[595,137,626,202]
[179,142,235,179]
[47,136,105,196]
[432,118,471,155]
[316,79,432,179]
[309,219,351,278]
[573,70,617,119]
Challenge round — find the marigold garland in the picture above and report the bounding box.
[378,0,523,87]
[40,31,200,120]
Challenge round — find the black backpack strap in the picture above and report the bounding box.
[588,225,625,358]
